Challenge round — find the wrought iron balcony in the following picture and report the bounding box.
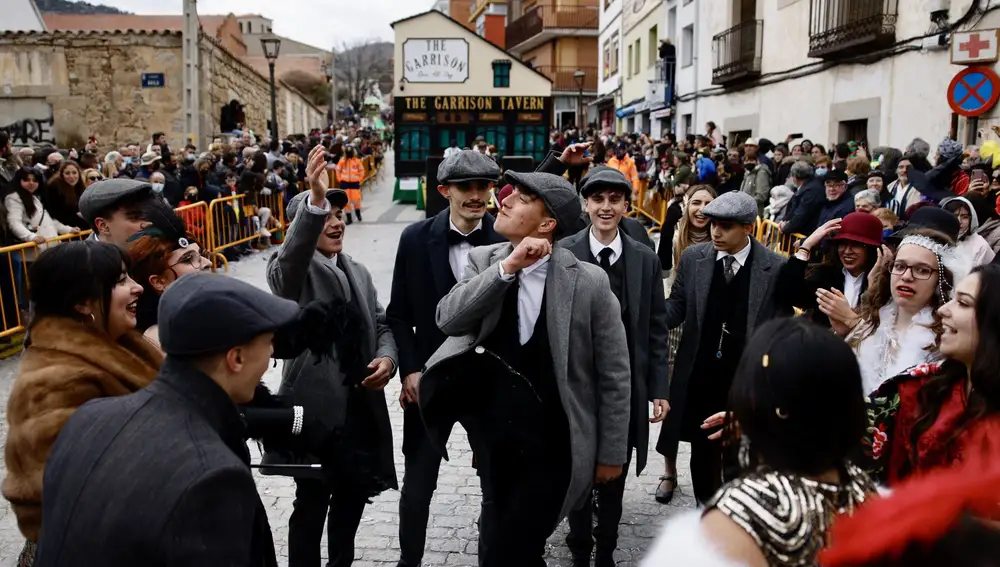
[808,0,898,58]
[534,65,598,92]
[712,20,763,85]
[506,3,599,53]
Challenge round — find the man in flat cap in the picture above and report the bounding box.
[79,178,157,247]
[418,170,631,566]
[387,148,505,567]
[35,273,299,567]
[265,145,397,567]
[560,166,670,567]
[655,190,790,504]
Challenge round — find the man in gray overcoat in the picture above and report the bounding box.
[417,170,631,567]
[264,145,398,567]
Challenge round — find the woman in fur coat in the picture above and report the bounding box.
[3,241,163,566]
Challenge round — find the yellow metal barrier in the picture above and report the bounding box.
[174,201,209,250]
[756,219,805,257]
[629,179,668,235]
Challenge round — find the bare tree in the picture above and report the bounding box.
[335,39,393,114]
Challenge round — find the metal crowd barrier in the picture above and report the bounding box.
[629,179,668,235]
[756,219,805,257]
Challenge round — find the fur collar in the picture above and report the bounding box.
[25,315,163,388]
[640,510,748,567]
[854,302,941,395]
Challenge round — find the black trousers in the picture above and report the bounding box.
[565,452,632,559]
[690,434,725,505]
[288,478,368,567]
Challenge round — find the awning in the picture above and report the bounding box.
[651,107,672,119]
[588,94,616,108]
[615,97,645,119]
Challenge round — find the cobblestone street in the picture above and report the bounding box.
[0,158,694,566]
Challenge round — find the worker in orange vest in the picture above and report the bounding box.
[336,145,365,224]
[606,142,639,200]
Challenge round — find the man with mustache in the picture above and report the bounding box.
[387,149,505,567]
[559,167,670,567]
[417,170,631,566]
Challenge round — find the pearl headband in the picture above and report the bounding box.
[898,234,970,302]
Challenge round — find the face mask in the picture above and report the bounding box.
[123,157,133,165]
[815,167,828,177]
[151,183,164,194]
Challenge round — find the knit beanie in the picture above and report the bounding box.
[938,137,965,162]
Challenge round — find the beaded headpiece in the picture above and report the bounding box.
[898,234,970,303]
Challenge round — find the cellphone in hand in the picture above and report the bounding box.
[972,169,989,185]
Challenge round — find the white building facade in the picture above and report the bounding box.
[597,0,624,134]
[617,0,667,136]
[675,0,1000,148]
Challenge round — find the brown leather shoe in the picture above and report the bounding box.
[655,475,676,504]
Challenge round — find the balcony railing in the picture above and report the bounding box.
[534,65,598,91]
[712,20,763,85]
[506,3,599,51]
[808,0,898,58]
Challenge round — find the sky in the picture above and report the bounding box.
[94,0,430,49]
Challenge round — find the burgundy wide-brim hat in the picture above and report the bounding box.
[832,211,883,247]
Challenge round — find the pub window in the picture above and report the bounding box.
[398,126,430,162]
[513,125,547,162]
[492,60,512,88]
[476,126,508,157]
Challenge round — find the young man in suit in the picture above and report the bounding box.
[559,167,671,567]
[656,191,791,504]
[417,171,632,567]
[35,273,300,567]
[265,145,398,567]
[387,149,506,567]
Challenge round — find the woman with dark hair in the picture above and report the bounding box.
[2,241,162,566]
[40,160,87,227]
[642,317,876,566]
[777,212,883,328]
[861,263,1000,484]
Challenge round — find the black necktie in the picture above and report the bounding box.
[722,255,737,283]
[599,247,614,271]
[447,229,486,247]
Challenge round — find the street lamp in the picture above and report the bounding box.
[261,36,282,141]
[573,68,586,130]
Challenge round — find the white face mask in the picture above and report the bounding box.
[151,182,164,194]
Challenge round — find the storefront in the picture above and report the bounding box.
[391,10,553,203]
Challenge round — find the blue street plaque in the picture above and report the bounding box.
[141,73,165,88]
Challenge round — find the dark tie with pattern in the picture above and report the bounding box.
[599,247,614,271]
[723,255,737,283]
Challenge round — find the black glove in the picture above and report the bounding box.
[271,299,340,362]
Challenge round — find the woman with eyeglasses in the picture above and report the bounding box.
[847,228,969,396]
[81,168,103,188]
[860,263,1000,484]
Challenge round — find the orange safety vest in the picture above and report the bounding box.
[336,157,364,183]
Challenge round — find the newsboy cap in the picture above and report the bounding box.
[78,178,153,225]
[158,272,300,357]
[579,166,632,200]
[503,170,582,236]
[285,189,349,223]
[438,149,501,185]
[701,191,758,224]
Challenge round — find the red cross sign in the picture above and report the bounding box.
[952,30,1000,65]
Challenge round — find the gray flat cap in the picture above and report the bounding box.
[579,166,632,199]
[701,191,758,224]
[78,178,153,225]
[158,272,299,356]
[438,149,501,184]
[286,189,349,223]
[503,170,581,236]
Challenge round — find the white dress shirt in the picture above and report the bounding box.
[715,237,752,275]
[448,219,483,281]
[588,227,622,266]
[842,268,865,309]
[498,254,551,345]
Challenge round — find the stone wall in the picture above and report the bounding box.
[200,35,272,142]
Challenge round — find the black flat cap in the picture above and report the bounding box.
[286,189,349,223]
[438,149,501,184]
[822,169,849,183]
[158,273,300,356]
[579,166,632,199]
[503,170,581,235]
[79,178,153,224]
[886,205,960,244]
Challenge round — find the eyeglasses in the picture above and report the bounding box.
[87,176,101,182]
[890,260,935,280]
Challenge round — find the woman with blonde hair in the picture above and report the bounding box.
[654,184,716,504]
[81,168,102,188]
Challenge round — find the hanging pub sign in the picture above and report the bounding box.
[403,39,469,83]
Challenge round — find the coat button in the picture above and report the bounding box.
[474,346,485,354]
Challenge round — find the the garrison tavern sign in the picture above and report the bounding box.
[403,39,470,83]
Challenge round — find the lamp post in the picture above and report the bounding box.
[260,36,281,141]
[573,68,586,130]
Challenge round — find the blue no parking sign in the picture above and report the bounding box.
[947,66,1000,117]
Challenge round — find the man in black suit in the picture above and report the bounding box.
[387,149,506,567]
[35,273,300,567]
[535,144,656,250]
[559,167,670,567]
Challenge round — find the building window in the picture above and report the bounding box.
[634,39,641,74]
[492,60,512,88]
[603,38,611,79]
[611,33,620,76]
[627,44,633,78]
[682,114,693,136]
[648,25,658,67]
[513,125,547,161]
[398,126,430,162]
[681,24,694,68]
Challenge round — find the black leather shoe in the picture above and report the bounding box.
[571,554,591,567]
[655,475,676,504]
[595,549,616,567]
